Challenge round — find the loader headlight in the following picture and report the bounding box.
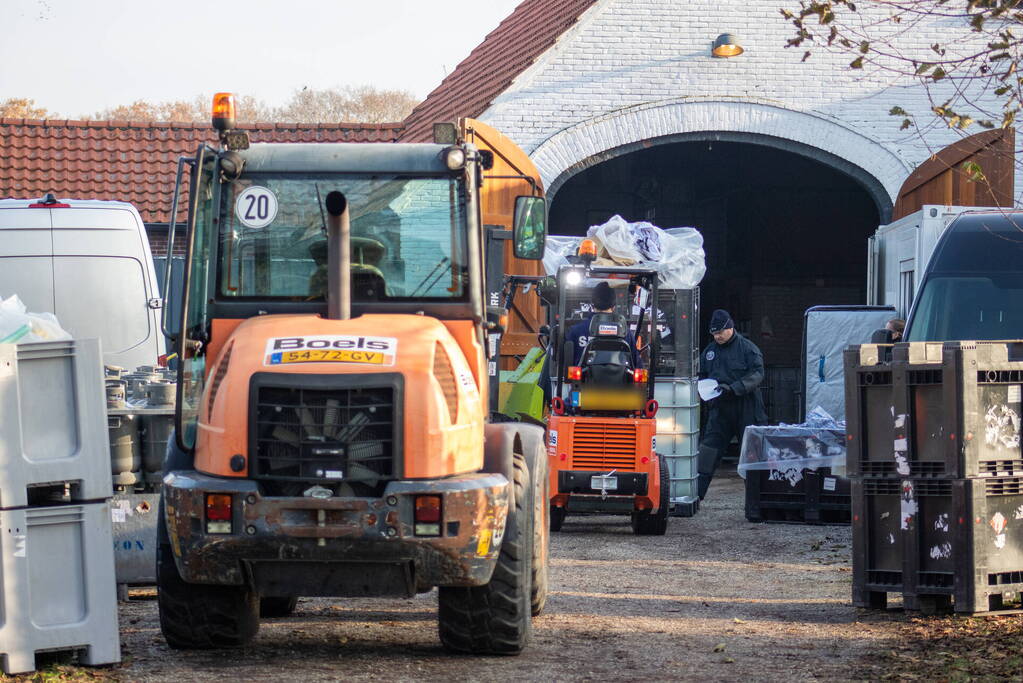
[444,147,466,171]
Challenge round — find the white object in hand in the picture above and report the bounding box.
[698,378,722,401]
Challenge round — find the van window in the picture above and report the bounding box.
[906,274,1023,342]
[929,216,1023,273]
[53,256,150,353]
[0,256,55,313]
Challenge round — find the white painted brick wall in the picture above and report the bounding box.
[479,0,1016,207]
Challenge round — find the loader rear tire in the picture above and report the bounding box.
[156,500,259,649]
[438,452,534,655]
[259,596,299,618]
[631,456,669,536]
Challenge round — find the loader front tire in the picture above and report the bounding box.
[438,452,534,655]
[156,500,260,649]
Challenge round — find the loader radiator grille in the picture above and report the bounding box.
[252,383,396,496]
[570,422,639,472]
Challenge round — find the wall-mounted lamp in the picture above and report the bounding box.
[712,33,743,58]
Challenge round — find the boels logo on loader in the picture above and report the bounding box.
[264,335,398,367]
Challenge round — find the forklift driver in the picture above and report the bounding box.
[566,281,641,368]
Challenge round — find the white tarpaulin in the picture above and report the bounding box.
[802,305,896,421]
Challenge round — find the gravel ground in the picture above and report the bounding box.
[12,471,908,682]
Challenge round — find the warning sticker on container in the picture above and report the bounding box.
[111,508,126,524]
[990,511,1008,535]
[822,477,837,492]
[1010,385,1021,404]
[264,335,397,367]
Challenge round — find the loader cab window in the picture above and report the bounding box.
[217,174,468,302]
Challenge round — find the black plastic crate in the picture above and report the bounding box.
[845,341,1023,479]
[895,341,1023,479]
[744,468,850,524]
[851,478,904,608]
[853,476,1023,613]
[844,344,897,478]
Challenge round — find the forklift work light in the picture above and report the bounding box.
[564,269,583,286]
[567,366,582,381]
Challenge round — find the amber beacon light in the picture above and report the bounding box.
[212,92,236,131]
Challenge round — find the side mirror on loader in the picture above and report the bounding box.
[512,196,547,260]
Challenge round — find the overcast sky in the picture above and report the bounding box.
[0,0,522,117]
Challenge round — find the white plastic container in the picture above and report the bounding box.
[0,502,121,674]
[0,340,112,508]
[654,379,700,513]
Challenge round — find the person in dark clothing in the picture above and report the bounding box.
[697,309,767,500]
[565,281,641,368]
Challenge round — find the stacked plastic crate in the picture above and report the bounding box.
[0,340,121,674]
[845,340,1023,613]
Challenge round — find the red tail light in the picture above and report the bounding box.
[633,368,649,383]
[205,493,233,534]
[415,495,442,536]
[567,366,582,381]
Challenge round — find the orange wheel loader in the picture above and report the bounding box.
[155,96,549,654]
[545,257,669,535]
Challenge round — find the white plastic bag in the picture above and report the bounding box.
[0,295,72,344]
[586,215,644,265]
[544,215,707,288]
[542,235,584,276]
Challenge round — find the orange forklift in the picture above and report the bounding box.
[544,248,668,534]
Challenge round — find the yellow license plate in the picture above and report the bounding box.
[273,349,386,365]
[578,389,643,410]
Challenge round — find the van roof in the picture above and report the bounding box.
[0,198,139,211]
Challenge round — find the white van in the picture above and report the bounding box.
[0,196,166,370]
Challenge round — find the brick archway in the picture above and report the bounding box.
[530,98,909,222]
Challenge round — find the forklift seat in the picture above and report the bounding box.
[580,313,634,385]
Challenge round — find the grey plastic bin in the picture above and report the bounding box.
[0,502,121,674]
[0,340,112,508]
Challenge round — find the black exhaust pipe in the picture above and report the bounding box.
[324,191,351,320]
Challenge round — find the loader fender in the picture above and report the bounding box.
[483,422,518,486]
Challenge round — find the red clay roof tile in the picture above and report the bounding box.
[400,0,595,142]
[1,119,404,224]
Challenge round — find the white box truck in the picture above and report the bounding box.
[866,205,978,317]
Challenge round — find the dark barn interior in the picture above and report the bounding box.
[549,139,882,422]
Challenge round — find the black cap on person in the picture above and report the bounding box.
[709,309,734,333]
